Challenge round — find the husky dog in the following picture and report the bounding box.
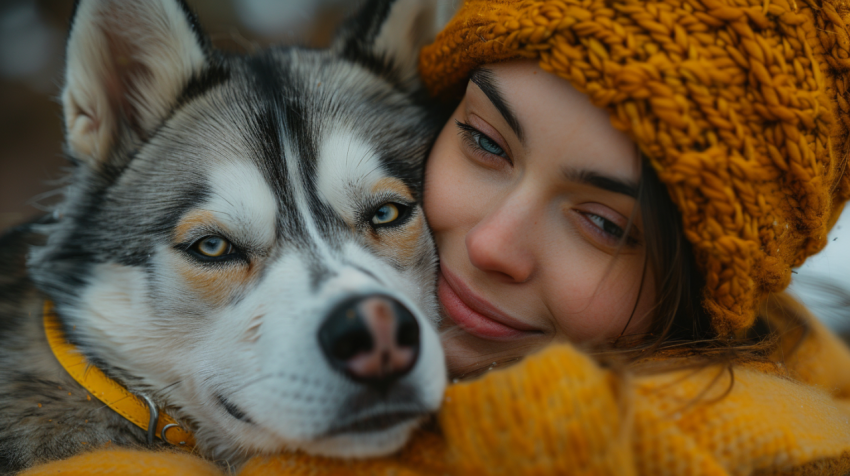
[0,0,452,471]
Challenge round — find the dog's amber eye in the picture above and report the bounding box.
[372,204,400,225]
[195,236,233,258]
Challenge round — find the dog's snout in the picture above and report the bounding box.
[319,295,420,387]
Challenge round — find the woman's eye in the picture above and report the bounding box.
[455,120,511,163]
[476,134,505,157]
[372,203,401,226]
[193,236,234,258]
[586,213,625,240]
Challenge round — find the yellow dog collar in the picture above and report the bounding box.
[43,301,196,450]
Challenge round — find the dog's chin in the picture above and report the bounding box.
[299,418,422,459]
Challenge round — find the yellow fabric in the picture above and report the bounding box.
[19,448,222,476]
[762,292,850,398]
[418,0,850,336]
[23,294,850,475]
[43,301,196,450]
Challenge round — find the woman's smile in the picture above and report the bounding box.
[437,265,543,341]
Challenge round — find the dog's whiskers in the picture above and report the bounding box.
[228,372,278,396]
[159,380,183,396]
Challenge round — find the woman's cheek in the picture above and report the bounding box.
[542,244,646,341]
[423,130,473,235]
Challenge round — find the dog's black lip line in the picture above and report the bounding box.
[217,394,252,424]
[323,411,426,437]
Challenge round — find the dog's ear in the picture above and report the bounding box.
[62,0,209,166]
[334,0,458,91]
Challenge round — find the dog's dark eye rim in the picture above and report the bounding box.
[179,235,245,263]
[368,202,414,229]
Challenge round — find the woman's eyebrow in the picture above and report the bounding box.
[562,167,639,198]
[469,68,525,143]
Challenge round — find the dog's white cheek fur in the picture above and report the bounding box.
[69,257,295,456]
[69,261,232,439]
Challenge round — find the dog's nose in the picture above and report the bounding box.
[319,295,420,387]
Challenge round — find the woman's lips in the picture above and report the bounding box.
[437,267,541,341]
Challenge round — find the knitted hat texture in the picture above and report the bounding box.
[419,0,850,335]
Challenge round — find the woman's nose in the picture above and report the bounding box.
[465,200,536,283]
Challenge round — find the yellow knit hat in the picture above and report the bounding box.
[419,0,850,336]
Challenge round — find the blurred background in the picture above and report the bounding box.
[0,0,350,232]
[0,0,848,332]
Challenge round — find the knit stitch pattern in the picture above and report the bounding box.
[419,0,850,335]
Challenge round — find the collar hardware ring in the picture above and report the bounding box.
[161,423,186,445]
[141,395,159,446]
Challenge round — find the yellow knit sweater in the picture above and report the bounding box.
[21,294,850,475]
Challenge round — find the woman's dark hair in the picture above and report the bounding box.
[639,161,714,343]
[611,161,716,355]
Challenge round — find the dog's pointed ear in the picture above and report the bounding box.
[62,0,209,166]
[334,0,458,91]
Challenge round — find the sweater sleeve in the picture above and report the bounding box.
[436,343,634,475]
[633,363,850,475]
[437,342,850,476]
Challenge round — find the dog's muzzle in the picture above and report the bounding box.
[318,295,420,391]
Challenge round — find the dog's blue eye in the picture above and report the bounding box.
[195,236,232,258]
[372,204,400,225]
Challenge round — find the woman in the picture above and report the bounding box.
[424,60,704,379]
[24,0,850,474]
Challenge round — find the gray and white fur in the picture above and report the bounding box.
[0,0,453,471]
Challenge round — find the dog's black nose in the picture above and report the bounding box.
[319,295,420,388]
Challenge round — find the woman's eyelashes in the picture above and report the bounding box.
[577,211,639,248]
[455,120,512,166]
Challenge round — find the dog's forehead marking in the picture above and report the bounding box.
[275,104,338,262]
[316,129,393,224]
[174,210,215,243]
[204,159,277,248]
[370,177,414,201]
